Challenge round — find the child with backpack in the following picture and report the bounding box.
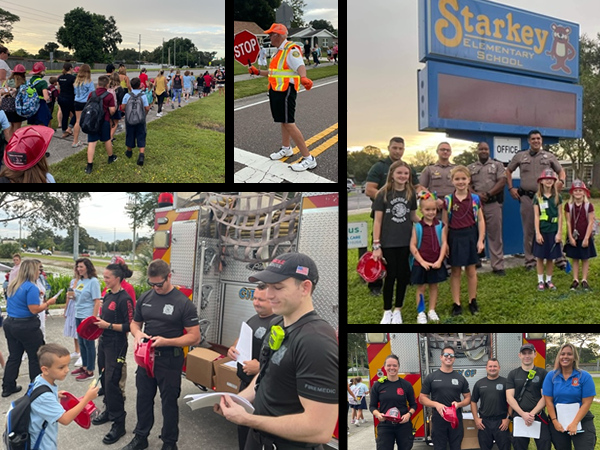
[564,179,597,291]
[5,344,98,450]
[409,192,447,323]
[121,77,150,166]
[443,165,485,316]
[83,75,117,174]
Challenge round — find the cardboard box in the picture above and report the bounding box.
[215,357,241,393]
[461,418,479,449]
[186,348,222,388]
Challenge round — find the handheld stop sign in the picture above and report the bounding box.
[234,30,260,67]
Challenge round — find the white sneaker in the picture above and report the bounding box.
[290,156,317,171]
[417,312,427,324]
[74,357,83,367]
[270,147,293,160]
[70,352,80,359]
[391,310,402,324]
[428,310,440,322]
[380,310,393,324]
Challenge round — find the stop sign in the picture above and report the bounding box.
[234,30,260,66]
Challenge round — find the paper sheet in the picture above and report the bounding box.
[225,322,254,369]
[184,392,255,414]
[513,417,541,438]
[556,403,583,431]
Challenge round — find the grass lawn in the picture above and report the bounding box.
[348,198,600,324]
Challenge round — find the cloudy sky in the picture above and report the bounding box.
[303,0,338,29]
[349,0,600,158]
[2,0,223,58]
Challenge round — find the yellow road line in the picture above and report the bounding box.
[281,123,338,162]
[290,135,338,165]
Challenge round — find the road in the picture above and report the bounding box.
[234,77,338,183]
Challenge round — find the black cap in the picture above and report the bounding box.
[248,253,319,286]
[520,343,536,353]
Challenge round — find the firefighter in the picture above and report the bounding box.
[215,253,338,450]
[506,343,551,450]
[248,24,316,172]
[470,358,511,450]
[369,354,417,450]
[121,259,201,450]
[419,345,471,450]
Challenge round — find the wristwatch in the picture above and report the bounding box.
[108,323,113,330]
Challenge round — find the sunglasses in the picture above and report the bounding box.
[442,353,456,358]
[147,278,167,288]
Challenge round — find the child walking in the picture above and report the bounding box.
[442,166,485,316]
[409,192,448,323]
[533,169,563,291]
[372,160,419,324]
[564,179,596,290]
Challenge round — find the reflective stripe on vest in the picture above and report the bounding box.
[268,42,300,92]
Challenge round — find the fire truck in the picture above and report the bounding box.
[366,333,547,446]
[153,192,339,448]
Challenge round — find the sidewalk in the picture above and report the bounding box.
[46,94,204,166]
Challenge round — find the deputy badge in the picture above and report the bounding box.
[572,377,579,386]
[292,50,300,58]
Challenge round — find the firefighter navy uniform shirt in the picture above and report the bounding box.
[471,376,509,417]
[369,377,417,417]
[421,369,470,410]
[506,366,548,414]
[133,288,199,338]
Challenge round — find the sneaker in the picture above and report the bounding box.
[428,310,440,322]
[290,156,317,172]
[570,280,579,291]
[269,147,293,160]
[108,154,118,164]
[537,282,546,291]
[581,280,590,291]
[452,303,462,316]
[71,367,85,375]
[85,163,93,174]
[417,312,427,324]
[70,352,80,359]
[74,357,83,367]
[546,282,557,291]
[469,298,479,315]
[391,310,402,324]
[137,153,145,166]
[75,372,94,382]
[380,310,393,324]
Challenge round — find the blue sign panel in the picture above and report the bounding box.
[419,0,579,81]
[418,61,583,138]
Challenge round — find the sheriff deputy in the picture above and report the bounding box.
[470,358,511,450]
[419,345,471,450]
[248,24,316,172]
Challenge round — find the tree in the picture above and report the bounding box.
[56,8,122,65]
[0,8,19,44]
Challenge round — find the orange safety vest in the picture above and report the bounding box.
[268,41,301,92]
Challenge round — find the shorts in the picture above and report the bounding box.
[125,122,147,149]
[87,120,111,143]
[269,86,297,123]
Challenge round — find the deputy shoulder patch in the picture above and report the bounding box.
[292,50,300,58]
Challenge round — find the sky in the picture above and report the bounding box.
[348,0,600,158]
[1,0,224,58]
[303,0,338,29]
[0,193,154,243]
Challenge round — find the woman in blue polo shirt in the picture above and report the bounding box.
[543,343,596,450]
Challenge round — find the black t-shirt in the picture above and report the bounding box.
[100,289,134,343]
[471,376,508,417]
[506,366,547,414]
[133,288,199,338]
[246,313,278,361]
[372,188,418,248]
[421,369,470,411]
[253,313,338,419]
[369,377,417,417]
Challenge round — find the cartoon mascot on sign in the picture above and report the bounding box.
[545,23,576,74]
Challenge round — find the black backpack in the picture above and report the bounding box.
[4,384,52,450]
[80,91,109,135]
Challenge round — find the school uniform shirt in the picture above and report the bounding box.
[369,377,416,417]
[471,376,509,417]
[542,369,596,408]
[74,277,101,319]
[87,87,116,122]
[29,375,65,450]
[372,189,418,248]
[506,366,548,414]
[421,369,470,410]
[564,202,595,239]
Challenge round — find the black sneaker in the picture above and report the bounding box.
[570,280,579,291]
[452,303,462,316]
[469,298,479,315]
[581,280,590,291]
[85,163,93,174]
[108,154,118,164]
[137,153,145,166]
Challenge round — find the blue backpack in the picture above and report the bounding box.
[409,222,444,270]
[4,383,52,450]
[15,79,42,118]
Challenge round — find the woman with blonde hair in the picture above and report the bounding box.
[2,259,56,397]
[72,64,94,148]
[543,343,596,450]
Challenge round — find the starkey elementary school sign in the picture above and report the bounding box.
[419,0,579,81]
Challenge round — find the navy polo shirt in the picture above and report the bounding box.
[542,369,596,406]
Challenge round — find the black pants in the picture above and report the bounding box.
[97,337,127,424]
[549,417,596,450]
[478,418,510,450]
[2,316,44,392]
[244,428,324,450]
[513,417,551,450]
[133,349,183,444]
[432,411,463,450]
[377,421,413,450]
[381,247,411,310]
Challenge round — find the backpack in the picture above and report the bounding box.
[409,221,444,270]
[567,202,598,237]
[15,80,42,118]
[125,92,145,126]
[80,91,109,135]
[4,384,52,450]
[445,193,481,224]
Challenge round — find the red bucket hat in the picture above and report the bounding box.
[357,251,387,283]
[60,391,99,429]
[76,316,103,340]
[3,126,54,171]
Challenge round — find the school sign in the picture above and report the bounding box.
[419,0,579,81]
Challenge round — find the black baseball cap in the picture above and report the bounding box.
[520,343,536,353]
[248,253,319,286]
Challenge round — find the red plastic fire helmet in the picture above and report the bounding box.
[356,251,386,283]
[442,404,459,429]
[60,392,98,429]
[76,316,103,341]
[3,126,54,171]
[134,340,156,378]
